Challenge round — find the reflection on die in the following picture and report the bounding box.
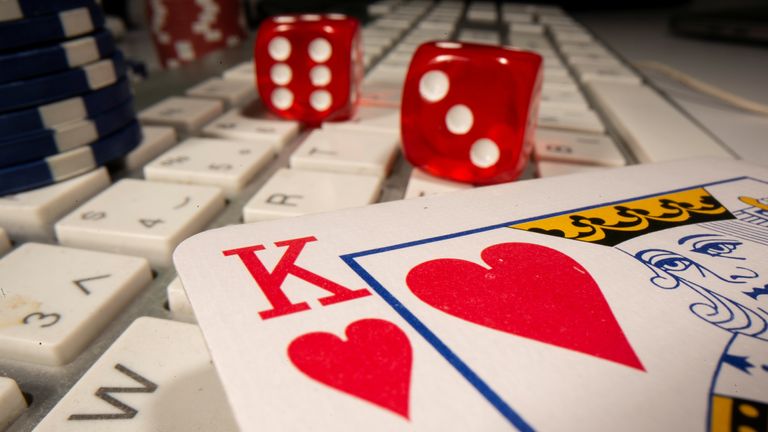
[254,14,363,126]
[401,41,543,185]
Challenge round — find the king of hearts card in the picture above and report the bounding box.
[174,158,768,431]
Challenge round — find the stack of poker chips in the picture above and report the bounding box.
[147,0,247,69]
[0,0,142,196]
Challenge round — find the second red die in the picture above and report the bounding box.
[401,42,543,185]
[254,14,363,126]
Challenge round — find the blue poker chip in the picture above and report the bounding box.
[0,0,94,23]
[0,4,104,51]
[0,51,125,113]
[0,77,131,136]
[0,98,135,168]
[0,120,142,195]
[0,30,115,84]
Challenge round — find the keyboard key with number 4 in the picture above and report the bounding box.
[0,243,151,365]
[144,137,274,198]
[34,317,237,431]
[243,168,381,223]
[55,179,225,267]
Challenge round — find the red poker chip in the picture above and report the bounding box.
[146,0,247,67]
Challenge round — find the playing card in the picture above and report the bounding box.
[174,158,768,431]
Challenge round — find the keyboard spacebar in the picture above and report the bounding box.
[586,81,734,163]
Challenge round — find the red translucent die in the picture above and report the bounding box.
[254,14,363,126]
[401,42,542,185]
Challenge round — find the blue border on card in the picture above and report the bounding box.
[340,176,764,431]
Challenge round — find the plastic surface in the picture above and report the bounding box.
[401,41,542,185]
[254,13,363,126]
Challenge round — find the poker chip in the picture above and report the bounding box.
[146,0,247,68]
[0,98,135,168]
[0,4,105,51]
[0,121,142,196]
[0,0,93,23]
[0,51,125,113]
[0,30,116,84]
[0,0,141,197]
[0,78,132,136]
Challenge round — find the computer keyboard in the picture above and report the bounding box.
[0,1,739,430]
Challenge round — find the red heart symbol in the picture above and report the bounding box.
[288,318,412,419]
[406,242,644,370]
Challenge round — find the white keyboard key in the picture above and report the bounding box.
[543,66,570,79]
[567,54,622,67]
[404,168,472,199]
[322,105,399,135]
[0,227,9,255]
[185,77,257,108]
[509,23,544,34]
[243,168,381,223]
[363,42,386,59]
[417,20,455,30]
[536,161,608,178]
[540,88,588,109]
[543,73,579,86]
[34,317,237,431]
[587,81,733,162]
[373,18,411,30]
[381,50,413,65]
[202,106,299,152]
[0,169,110,242]
[360,81,403,107]
[138,96,224,135]
[458,29,501,44]
[123,125,178,170]
[536,160,609,178]
[56,179,225,267]
[290,129,399,179]
[538,107,605,133]
[222,61,255,81]
[144,137,274,198]
[534,129,626,166]
[167,277,195,323]
[538,14,574,25]
[552,30,593,43]
[543,79,579,93]
[560,42,609,56]
[504,12,534,23]
[364,63,408,86]
[575,63,642,85]
[0,377,26,430]
[466,8,497,23]
[0,243,151,365]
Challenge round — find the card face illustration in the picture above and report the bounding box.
[173,160,768,431]
[345,177,768,431]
